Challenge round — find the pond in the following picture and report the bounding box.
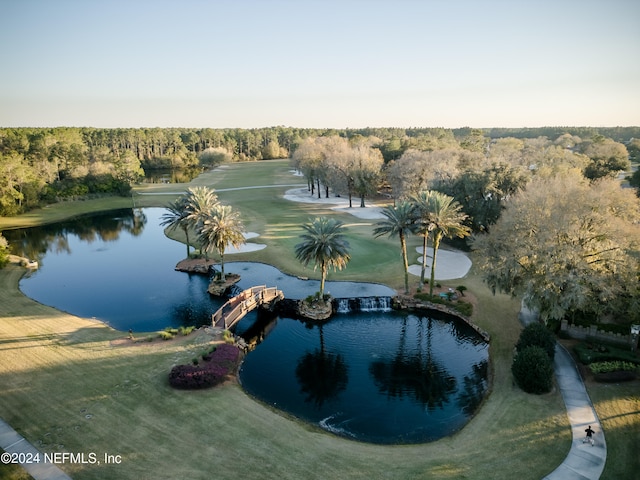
[142,166,207,184]
[6,208,221,332]
[5,207,489,444]
[5,208,394,331]
[237,310,488,444]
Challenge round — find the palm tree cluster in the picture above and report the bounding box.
[160,186,245,281]
[373,190,471,296]
[294,191,470,299]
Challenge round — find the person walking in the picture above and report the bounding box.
[584,425,595,446]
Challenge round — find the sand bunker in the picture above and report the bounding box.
[226,232,266,254]
[283,187,384,219]
[408,246,472,281]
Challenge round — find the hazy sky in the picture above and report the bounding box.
[1,0,639,128]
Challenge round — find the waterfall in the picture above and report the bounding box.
[336,298,352,314]
[226,284,243,297]
[334,296,392,314]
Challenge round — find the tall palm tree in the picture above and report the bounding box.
[411,190,437,287]
[421,191,471,296]
[184,186,219,257]
[295,217,351,297]
[373,202,417,294]
[160,196,191,258]
[198,205,245,281]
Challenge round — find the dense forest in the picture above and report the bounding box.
[1,126,638,217]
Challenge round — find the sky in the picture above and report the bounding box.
[1,0,639,129]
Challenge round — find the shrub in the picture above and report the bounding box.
[455,301,473,317]
[593,370,637,383]
[516,323,556,360]
[595,323,633,336]
[413,292,473,317]
[512,346,554,394]
[574,342,640,365]
[588,361,638,375]
[179,325,196,336]
[158,331,174,341]
[169,343,240,389]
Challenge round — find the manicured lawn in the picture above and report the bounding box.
[0,159,636,479]
[584,379,640,480]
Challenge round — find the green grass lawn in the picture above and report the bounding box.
[584,378,640,479]
[0,159,637,479]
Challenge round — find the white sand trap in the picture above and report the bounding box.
[225,231,266,254]
[226,243,266,254]
[284,187,385,219]
[408,246,472,280]
[330,205,384,219]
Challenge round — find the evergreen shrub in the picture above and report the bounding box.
[516,322,556,360]
[512,346,554,394]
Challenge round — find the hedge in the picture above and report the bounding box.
[574,342,640,366]
[169,343,240,389]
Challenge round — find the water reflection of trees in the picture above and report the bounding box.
[5,208,146,262]
[369,316,457,411]
[457,360,489,415]
[295,323,348,408]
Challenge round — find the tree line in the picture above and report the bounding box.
[291,131,634,231]
[2,126,638,217]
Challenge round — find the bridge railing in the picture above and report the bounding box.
[212,285,283,329]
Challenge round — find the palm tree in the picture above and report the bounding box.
[421,191,471,296]
[294,217,351,297]
[411,190,437,287]
[160,196,191,258]
[198,205,245,281]
[160,187,220,259]
[184,186,219,257]
[373,202,417,294]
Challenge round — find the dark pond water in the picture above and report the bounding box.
[6,208,221,331]
[5,208,489,444]
[4,208,395,331]
[237,310,488,444]
[142,167,206,184]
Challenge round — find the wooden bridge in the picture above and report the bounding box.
[212,285,284,330]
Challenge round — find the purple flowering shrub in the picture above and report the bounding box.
[169,343,240,389]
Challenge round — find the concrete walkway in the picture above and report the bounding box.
[0,419,72,480]
[543,344,607,479]
[520,302,607,479]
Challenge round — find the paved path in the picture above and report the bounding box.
[0,419,72,480]
[521,302,607,479]
[543,344,607,479]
